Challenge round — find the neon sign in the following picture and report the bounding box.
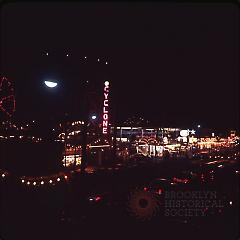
[102,81,109,134]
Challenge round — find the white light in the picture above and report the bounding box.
[2,174,5,178]
[180,130,189,137]
[104,81,109,86]
[41,181,44,185]
[33,182,36,185]
[89,145,110,148]
[66,54,69,57]
[197,125,201,128]
[21,179,25,183]
[91,115,97,120]
[85,56,87,59]
[229,201,233,205]
[46,52,49,56]
[49,180,53,183]
[105,61,108,65]
[44,81,58,88]
[57,178,60,182]
[27,181,30,185]
[97,59,100,62]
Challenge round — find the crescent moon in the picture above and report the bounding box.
[44,81,58,88]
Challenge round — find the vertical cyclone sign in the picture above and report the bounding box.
[102,81,110,134]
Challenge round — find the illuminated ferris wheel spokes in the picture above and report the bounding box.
[0,76,16,118]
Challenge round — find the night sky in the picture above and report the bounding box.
[0,2,239,131]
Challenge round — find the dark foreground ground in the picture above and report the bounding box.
[0,152,239,240]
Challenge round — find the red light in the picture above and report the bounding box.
[95,196,101,201]
[144,187,148,191]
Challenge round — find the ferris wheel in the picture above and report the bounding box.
[0,76,16,118]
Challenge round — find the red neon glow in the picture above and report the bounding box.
[104,99,108,106]
[95,196,101,201]
[173,177,189,184]
[102,81,109,134]
[103,121,108,127]
[158,188,163,195]
[103,128,107,134]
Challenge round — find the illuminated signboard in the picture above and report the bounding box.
[102,81,109,134]
[180,130,189,137]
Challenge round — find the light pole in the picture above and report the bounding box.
[44,80,68,166]
[80,82,89,173]
[44,79,89,172]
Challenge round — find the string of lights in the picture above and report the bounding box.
[0,169,69,187]
[43,51,109,65]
